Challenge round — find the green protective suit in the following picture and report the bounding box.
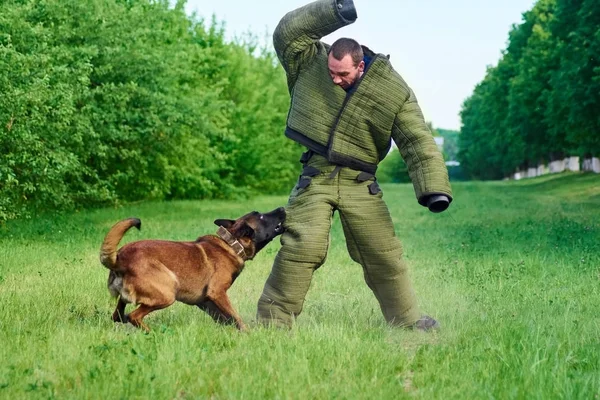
[257,0,453,327]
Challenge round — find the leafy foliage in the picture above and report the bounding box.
[0,0,297,221]
[378,149,410,183]
[458,0,600,179]
[437,128,460,162]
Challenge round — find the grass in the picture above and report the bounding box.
[0,172,599,399]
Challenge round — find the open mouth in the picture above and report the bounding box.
[274,222,285,234]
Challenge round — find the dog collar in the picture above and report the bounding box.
[216,226,247,260]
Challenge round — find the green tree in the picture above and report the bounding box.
[506,0,557,167]
[547,0,600,156]
[0,0,296,221]
[459,54,522,180]
[458,0,599,179]
[437,128,460,161]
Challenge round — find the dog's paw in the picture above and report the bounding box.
[112,313,129,324]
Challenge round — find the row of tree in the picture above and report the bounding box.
[458,0,600,180]
[0,0,301,221]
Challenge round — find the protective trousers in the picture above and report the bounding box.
[257,154,421,327]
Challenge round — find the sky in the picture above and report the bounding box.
[184,0,537,131]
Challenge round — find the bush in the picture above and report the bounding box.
[377,150,411,184]
[0,0,297,221]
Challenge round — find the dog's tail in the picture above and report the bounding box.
[100,218,141,270]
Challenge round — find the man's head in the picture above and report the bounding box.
[328,38,365,90]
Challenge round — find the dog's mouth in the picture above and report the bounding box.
[274,222,285,234]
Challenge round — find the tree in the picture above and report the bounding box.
[0,0,296,221]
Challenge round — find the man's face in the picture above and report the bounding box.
[327,53,365,90]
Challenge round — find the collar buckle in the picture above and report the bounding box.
[216,226,247,259]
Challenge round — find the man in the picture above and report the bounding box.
[257,0,452,330]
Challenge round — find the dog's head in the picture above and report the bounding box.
[214,207,286,260]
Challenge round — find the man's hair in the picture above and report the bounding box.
[329,38,363,66]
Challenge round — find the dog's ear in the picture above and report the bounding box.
[238,222,255,239]
[214,219,235,228]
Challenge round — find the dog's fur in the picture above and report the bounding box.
[99,207,286,331]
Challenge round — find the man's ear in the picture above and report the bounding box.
[358,60,365,72]
[214,219,235,228]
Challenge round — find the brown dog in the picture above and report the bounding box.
[99,207,286,331]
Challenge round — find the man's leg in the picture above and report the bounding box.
[338,179,422,327]
[257,177,336,327]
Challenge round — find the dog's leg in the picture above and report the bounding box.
[112,297,129,323]
[207,294,247,331]
[127,303,170,332]
[197,300,235,325]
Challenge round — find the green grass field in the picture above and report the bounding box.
[1,173,599,399]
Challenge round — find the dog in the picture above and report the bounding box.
[99,207,286,331]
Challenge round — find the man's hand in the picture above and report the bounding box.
[426,194,450,213]
[336,0,357,21]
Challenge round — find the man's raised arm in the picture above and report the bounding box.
[273,0,357,90]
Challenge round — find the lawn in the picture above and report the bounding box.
[0,173,599,399]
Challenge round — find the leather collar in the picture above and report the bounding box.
[216,226,247,260]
